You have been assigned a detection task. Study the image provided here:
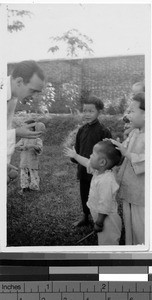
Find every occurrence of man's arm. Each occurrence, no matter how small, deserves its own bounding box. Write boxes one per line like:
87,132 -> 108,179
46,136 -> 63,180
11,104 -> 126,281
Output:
16,123 -> 42,139
7,129 -> 16,164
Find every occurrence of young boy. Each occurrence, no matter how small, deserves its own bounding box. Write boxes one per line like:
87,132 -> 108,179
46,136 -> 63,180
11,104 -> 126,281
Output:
71,95 -> 112,227
64,140 -> 122,245
111,92 -> 145,245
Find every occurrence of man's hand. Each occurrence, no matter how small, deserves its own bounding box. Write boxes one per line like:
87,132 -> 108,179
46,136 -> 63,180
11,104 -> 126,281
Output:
63,146 -> 77,159
7,164 -> 18,184
15,145 -> 25,151
16,123 -> 42,139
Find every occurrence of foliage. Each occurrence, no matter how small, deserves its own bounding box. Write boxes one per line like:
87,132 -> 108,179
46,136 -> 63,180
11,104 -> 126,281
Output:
104,94 -> 128,115
61,82 -> 80,113
118,95 -> 128,114
40,82 -> 56,113
16,82 -> 56,114
7,8 -> 32,32
48,28 -> 94,57
79,89 -> 92,111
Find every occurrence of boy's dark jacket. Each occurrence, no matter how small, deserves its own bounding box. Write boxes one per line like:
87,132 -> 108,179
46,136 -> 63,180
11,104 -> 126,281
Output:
71,119 -> 112,181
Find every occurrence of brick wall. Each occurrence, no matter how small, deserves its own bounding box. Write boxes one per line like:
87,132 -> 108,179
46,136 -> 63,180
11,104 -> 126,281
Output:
8,55 -> 144,112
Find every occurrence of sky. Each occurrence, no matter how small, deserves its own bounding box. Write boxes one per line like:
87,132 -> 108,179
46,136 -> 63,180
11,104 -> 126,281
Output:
6,3 -> 150,62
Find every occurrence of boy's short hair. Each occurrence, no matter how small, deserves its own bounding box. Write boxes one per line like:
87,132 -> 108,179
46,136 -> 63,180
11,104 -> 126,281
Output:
12,60 -> 45,84
132,92 -> 145,111
83,95 -> 104,111
97,140 -> 122,168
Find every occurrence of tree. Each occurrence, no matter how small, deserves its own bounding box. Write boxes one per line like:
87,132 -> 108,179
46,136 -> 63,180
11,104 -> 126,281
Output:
48,28 -> 94,57
61,82 -> 80,114
7,7 -> 32,32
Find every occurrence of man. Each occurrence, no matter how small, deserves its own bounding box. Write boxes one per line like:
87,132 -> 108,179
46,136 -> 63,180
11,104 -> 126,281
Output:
7,60 -> 45,171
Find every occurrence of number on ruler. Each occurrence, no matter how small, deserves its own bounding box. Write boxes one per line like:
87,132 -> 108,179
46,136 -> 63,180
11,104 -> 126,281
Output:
101,284 -> 106,290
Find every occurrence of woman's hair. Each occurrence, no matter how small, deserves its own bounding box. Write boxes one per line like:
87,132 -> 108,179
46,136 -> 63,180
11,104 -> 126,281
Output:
83,95 -> 104,111
97,140 -> 122,168
132,81 -> 145,93
132,92 -> 145,111
12,60 -> 45,84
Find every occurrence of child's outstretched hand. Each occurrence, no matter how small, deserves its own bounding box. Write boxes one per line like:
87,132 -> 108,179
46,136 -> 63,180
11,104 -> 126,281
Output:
63,146 -> 77,159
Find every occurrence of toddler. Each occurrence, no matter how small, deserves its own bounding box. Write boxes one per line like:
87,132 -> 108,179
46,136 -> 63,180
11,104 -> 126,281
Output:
15,120 -> 45,193
64,140 -> 122,245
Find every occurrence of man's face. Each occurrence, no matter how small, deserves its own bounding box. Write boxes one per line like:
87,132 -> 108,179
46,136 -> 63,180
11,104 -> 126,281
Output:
15,73 -> 44,102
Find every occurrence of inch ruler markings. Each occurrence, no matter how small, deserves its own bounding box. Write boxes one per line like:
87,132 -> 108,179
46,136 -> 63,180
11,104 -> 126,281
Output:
0,281 -> 152,300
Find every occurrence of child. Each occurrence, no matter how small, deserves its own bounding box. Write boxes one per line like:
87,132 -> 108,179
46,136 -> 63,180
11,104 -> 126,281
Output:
64,140 -> 122,245
111,92 -> 145,245
15,120 -> 45,193
123,81 -> 145,139
71,95 -> 112,227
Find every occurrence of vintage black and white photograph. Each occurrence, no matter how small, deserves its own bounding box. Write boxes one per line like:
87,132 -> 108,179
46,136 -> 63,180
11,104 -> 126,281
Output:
6,3 -> 150,249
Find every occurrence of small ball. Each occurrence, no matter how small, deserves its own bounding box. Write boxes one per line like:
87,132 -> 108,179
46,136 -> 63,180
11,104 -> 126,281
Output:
9,169 -> 18,180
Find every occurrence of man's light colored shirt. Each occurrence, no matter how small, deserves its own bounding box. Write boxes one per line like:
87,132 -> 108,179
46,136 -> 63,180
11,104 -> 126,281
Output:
7,76 -> 17,163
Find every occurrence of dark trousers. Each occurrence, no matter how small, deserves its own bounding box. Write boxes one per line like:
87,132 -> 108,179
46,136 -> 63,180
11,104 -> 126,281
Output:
80,179 -> 91,216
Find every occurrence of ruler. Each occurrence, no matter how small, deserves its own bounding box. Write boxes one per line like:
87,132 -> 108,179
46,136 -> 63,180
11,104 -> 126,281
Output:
0,281 -> 152,300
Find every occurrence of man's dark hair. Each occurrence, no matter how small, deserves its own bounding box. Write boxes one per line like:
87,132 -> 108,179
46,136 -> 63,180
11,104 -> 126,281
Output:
132,92 -> 145,111
83,95 -> 104,111
12,60 -> 45,84
97,140 -> 122,168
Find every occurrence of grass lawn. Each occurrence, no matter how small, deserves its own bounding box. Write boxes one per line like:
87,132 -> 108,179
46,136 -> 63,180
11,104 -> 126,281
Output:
7,114 -> 125,247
